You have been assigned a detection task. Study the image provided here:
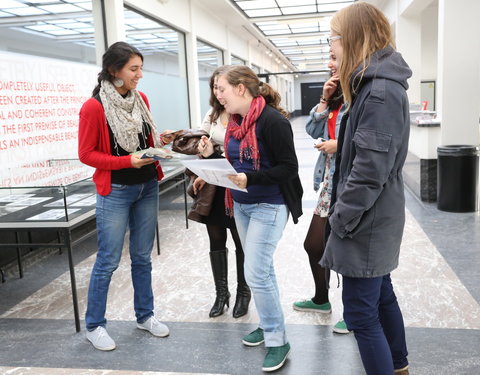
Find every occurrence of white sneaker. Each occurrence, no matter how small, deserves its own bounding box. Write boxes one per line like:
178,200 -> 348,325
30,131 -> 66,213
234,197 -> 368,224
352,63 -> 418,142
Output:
137,316 -> 169,337
86,326 -> 116,351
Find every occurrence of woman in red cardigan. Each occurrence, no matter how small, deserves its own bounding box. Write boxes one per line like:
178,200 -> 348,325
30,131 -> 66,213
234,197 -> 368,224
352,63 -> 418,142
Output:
78,41 -> 168,351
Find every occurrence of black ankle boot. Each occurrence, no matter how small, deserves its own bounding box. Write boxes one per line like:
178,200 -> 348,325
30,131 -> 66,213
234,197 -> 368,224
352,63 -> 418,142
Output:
233,248 -> 251,318
209,249 -> 230,318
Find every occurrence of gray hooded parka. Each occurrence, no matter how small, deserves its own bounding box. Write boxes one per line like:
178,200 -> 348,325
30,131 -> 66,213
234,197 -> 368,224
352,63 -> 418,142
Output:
320,46 -> 412,278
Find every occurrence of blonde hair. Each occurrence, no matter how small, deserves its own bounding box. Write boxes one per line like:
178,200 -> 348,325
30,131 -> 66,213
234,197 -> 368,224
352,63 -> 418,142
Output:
219,65 -> 289,118
331,2 -> 394,106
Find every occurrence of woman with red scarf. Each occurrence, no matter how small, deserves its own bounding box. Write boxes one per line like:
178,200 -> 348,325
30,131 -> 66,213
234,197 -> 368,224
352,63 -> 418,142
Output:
198,65 -> 302,372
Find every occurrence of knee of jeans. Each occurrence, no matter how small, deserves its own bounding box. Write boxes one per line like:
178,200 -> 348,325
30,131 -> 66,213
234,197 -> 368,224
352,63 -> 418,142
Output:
244,268 -> 269,290
344,310 -> 381,332
94,257 -> 120,275
131,259 -> 152,269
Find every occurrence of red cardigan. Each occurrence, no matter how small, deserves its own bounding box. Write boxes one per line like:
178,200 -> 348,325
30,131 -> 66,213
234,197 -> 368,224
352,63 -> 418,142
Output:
78,91 -> 164,195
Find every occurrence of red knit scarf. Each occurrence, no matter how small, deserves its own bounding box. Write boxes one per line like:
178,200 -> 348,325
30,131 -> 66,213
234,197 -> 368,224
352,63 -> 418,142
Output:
224,95 -> 266,216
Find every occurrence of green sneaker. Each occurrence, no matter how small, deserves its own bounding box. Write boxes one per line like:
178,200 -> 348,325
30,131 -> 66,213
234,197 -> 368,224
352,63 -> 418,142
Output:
242,327 -> 264,346
333,319 -> 351,334
262,342 -> 291,372
293,299 -> 331,313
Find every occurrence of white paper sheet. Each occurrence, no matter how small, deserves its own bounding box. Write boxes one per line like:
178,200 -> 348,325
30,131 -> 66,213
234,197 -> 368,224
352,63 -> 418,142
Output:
26,208 -> 80,221
180,158 -> 247,192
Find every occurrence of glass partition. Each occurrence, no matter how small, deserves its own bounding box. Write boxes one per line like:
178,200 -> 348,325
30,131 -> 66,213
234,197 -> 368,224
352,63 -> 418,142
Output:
0,0 -> 96,63
231,55 -> 246,65
125,8 -> 190,132
197,40 -> 223,122
251,63 -> 262,74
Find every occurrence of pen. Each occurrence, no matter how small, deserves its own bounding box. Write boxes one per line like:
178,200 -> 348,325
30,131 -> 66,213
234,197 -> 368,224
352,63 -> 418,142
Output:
208,127 -> 216,141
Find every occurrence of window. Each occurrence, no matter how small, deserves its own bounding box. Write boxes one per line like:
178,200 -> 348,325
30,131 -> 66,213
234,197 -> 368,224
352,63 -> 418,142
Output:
231,55 -> 246,65
125,8 -> 190,133
197,40 -> 223,120
0,0 -> 95,62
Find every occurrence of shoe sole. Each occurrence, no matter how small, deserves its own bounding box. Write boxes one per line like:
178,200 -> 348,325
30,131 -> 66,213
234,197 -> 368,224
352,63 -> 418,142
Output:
242,338 -> 264,347
293,305 -> 331,314
86,338 -> 116,351
262,349 -> 290,372
137,325 -> 170,337
332,327 -> 351,334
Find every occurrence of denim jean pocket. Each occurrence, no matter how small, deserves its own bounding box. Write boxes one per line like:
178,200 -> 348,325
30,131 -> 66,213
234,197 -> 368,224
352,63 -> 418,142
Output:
111,183 -> 127,191
256,203 -> 281,224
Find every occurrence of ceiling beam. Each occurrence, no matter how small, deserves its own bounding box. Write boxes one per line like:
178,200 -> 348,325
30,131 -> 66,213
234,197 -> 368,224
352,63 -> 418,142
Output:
278,44 -> 329,51
265,31 -> 329,39
0,11 -> 91,25
249,11 -> 336,23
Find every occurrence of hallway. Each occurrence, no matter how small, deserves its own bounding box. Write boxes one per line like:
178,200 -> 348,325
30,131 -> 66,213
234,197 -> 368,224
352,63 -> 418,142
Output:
1,116 -> 479,375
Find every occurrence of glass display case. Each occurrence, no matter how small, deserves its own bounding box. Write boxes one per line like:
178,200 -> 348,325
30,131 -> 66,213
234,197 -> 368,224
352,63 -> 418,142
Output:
0,157 -> 188,332
0,159 -> 95,332
0,159 -> 96,226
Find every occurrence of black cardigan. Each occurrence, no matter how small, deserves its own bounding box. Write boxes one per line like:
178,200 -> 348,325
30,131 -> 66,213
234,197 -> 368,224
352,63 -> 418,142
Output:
243,105 -> 303,223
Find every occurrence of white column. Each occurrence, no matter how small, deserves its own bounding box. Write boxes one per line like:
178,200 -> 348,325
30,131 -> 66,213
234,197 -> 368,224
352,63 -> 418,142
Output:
91,0 -> 106,65
185,0 -> 200,129
395,14 -> 422,104
437,0 -> 480,145
104,0 -> 126,45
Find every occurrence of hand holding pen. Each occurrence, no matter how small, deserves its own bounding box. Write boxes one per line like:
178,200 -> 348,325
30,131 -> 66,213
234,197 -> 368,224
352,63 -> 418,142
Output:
197,135 -> 214,158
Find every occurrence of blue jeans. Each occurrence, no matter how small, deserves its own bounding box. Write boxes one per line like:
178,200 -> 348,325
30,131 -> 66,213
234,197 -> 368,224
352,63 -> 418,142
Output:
85,178 -> 158,330
342,274 -> 409,375
234,202 -> 289,347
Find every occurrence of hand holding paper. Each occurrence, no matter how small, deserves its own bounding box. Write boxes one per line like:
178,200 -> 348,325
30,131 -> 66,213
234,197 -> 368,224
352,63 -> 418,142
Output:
180,158 -> 247,192
228,173 -> 247,190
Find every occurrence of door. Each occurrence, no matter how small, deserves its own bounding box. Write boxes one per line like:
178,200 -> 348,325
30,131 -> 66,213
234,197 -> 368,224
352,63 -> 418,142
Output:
301,82 -> 323,115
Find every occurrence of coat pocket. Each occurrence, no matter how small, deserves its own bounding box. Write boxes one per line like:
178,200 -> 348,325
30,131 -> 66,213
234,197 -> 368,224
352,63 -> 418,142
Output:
353,129 -> 391,152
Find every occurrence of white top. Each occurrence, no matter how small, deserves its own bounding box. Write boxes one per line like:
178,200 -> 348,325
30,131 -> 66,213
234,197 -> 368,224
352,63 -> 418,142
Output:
199,108 -> 228,153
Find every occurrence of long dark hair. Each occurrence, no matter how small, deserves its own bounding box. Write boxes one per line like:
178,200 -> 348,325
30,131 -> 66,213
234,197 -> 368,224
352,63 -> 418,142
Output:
209,66 -> 227,123
92,41 -> 144,97
220,65 -> 289,118
329,84 -> 343,110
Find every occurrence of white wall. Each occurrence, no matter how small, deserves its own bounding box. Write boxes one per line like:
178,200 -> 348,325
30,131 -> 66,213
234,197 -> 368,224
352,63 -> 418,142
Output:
421,4 -> 438,80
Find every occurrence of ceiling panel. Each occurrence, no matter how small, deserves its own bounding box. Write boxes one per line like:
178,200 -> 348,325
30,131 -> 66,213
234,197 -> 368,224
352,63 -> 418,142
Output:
230,0 -> 355,72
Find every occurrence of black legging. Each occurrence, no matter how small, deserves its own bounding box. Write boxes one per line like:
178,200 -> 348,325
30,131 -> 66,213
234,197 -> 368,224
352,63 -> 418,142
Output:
206,224 -> 242,252
206,224 -> 246,285
303,215 -> 329,305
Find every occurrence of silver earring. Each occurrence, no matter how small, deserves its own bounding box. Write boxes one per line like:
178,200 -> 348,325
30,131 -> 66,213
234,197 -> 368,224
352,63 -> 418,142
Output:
113,78 -> 124,87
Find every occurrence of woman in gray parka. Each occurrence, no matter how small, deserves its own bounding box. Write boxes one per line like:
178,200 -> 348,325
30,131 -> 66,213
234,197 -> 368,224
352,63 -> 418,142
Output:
321,3 -> 412,375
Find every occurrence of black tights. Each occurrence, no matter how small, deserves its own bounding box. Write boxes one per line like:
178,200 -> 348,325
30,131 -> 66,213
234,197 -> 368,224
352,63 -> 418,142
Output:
206,224 -> 245,284
303,215 -> 329,305
206,224 -> 242,252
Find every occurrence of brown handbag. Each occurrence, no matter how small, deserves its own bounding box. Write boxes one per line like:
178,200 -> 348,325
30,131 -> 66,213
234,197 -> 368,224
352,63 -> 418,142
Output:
186,173 -> 217,223
171,129 -> 209,155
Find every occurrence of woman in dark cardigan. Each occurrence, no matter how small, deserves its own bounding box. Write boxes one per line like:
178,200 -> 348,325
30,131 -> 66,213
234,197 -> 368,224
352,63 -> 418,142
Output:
198,65 -> 303,372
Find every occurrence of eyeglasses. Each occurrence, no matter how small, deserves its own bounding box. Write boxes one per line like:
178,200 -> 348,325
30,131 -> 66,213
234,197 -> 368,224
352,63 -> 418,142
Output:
327,35 -> 342,46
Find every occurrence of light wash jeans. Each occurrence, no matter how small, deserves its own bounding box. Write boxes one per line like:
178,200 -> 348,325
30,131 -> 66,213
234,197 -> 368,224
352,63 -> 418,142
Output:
234,202 -> 289,347
85,178 -> 158,331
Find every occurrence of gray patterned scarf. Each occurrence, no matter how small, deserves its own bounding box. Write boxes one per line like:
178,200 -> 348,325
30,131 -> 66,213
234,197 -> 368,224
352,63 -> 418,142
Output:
99,80 -> 159,153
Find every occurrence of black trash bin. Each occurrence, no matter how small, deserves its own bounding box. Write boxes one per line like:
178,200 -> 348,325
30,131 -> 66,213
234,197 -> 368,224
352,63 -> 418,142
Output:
437,145 -> 479,212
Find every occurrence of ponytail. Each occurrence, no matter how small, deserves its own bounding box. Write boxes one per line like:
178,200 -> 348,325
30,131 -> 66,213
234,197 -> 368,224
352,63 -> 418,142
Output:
92,41 -> 143,97
258,82 -> 289,119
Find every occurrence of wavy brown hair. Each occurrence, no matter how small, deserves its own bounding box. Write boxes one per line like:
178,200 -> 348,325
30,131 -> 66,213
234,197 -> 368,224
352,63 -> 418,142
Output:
219,65 -> 289,118
208,66 -> 227,123
331,2 -> 394,107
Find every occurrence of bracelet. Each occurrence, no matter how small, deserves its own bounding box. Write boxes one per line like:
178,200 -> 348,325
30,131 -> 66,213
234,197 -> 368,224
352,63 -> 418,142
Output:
320,96 -> 328,104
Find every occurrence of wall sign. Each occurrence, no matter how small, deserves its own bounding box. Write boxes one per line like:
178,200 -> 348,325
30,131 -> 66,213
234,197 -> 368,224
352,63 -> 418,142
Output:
0,51 -> 98,187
